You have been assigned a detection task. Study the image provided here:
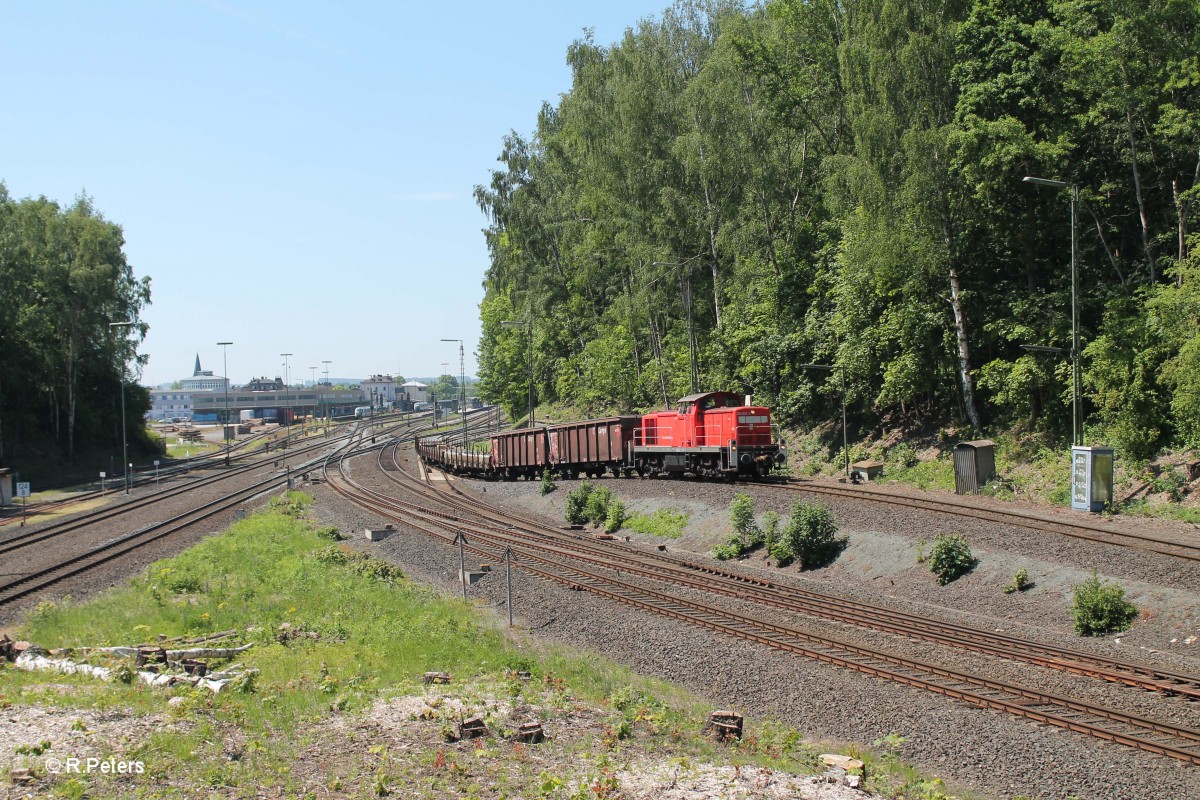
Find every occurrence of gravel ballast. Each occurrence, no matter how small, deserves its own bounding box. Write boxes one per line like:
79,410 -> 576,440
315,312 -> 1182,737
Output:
307,446 -> 1200,800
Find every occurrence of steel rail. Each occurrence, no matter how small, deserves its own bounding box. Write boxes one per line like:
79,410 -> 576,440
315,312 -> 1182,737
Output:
402,447 -> 1200,701
766,479 -> 1200,562
0,418 -> 420,606
324,448 -> 1200,766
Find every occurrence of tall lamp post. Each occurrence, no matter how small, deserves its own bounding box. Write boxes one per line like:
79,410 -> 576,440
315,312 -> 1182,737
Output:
217,341 -> 233,466
800,363 -> 849,478
1023,175 -> 1082,447
652,258 -> 702,393
439,363 -> 450,428
109,321 -> 135,493
500,320 -> 534,427
441,338 -> 468,443
280,353 -> 293,446
321,360 -> 332,421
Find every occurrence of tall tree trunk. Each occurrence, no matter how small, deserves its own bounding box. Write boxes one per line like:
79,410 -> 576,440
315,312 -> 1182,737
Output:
701,176 -> 722,327
948,262 -> 982,432
1124,105 -> 1156,283
942,205 -> 982,431
1175,149 -> 1199,280
66,335 -> 76,458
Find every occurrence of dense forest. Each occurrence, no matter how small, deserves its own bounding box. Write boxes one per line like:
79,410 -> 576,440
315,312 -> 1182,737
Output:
0,185 -> 151,468
474,0 -> 1200,460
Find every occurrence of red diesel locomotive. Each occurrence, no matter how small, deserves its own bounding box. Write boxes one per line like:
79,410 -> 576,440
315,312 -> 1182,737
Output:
417,391 -> 785,480
633,391 -> 782,478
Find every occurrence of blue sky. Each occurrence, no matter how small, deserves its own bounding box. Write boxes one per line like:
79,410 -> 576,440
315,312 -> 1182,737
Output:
1,0 -> 675,387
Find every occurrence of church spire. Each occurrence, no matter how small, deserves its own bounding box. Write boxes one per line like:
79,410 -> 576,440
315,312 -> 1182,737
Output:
194,353 -> 202,376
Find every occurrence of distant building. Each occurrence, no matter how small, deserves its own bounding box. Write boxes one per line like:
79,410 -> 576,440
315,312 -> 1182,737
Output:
360,374 -> 399,406
181,354 -> 229,392
401,380 -> 429,405
245,376 -> 285,392
148,355 -> 226,421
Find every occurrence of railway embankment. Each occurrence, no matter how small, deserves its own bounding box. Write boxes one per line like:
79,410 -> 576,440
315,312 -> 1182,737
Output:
340,450 -> 1199,800
1,494 -> 919,800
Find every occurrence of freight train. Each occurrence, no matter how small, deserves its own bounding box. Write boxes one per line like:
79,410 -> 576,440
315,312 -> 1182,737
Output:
417,391 -> 785,480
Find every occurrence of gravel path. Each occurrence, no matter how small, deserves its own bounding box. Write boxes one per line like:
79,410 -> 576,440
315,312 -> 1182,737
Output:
307,445 -> 1200,800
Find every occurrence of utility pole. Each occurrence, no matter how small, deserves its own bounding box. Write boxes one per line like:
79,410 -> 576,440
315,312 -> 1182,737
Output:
281,353 -> 293,446
218,341 -> 233,466
454,530 -> 468,600
441,339 -> 467,444
109,321 -> 135,493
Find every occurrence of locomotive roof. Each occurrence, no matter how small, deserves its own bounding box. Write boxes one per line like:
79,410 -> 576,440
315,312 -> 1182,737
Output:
677,391 -> 741,403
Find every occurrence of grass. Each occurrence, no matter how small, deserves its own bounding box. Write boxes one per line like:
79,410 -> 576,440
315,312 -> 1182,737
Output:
1114,497 -> 1200,524
163,441 -> 217,459
879,456 -> 955,493
623,507 -> 689,538
1,490 -> 971,800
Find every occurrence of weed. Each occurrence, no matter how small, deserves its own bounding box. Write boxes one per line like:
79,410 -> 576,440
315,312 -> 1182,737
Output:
1071,572 -> 1138,636
1003,568 -> 1031,594
624,508 -> 688,538
540,469 -> 556,496
315,525 -> 346,541
927,535 -> 977,585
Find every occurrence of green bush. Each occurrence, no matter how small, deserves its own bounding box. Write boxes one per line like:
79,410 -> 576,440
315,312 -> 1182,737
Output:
604,500 -> 626,533
1071,572 -> 1138,636
761,511 -> 781,551
713,493 -> 764,560
564,481 -> 593,525
730,493 -> 760,542
927,534 -> 977,585
540,468 -> 556,496
887,442 -> 918,468
712,543 -> 744,561
585,485 -> 613,525
1150,468 -> 1187,503
769,501 -> 843,569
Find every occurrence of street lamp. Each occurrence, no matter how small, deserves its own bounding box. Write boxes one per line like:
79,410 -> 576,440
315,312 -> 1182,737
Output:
1023,175 -> 1082,447
651,259 -> 702,394
800,363 -> 849,478
217,341 -> 233,466
500,320 -> 534,427
321,360 -> 332,422
441,338 -> 468,443
110,321 -> 135,493
280,353 -> 293,446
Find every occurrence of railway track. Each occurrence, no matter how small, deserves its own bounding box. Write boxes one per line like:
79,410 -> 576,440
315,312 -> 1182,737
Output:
420,465 -> 1200,701
319,438 -> 1200,767
0,411 -> 432,557
768,478 -> 1200,562
0,414 -> 435,608
0,431 -> 355,557
0,418 -> 369,529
